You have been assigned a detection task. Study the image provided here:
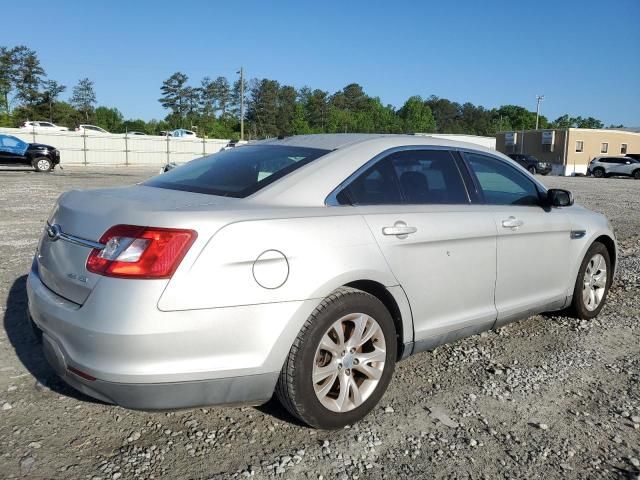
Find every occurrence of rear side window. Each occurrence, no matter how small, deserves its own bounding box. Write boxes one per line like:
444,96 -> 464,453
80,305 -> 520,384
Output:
389,150 -> 467,204
337,156 -> 403,205
145,145 -> 330,197
465,153 -> 541,206
336,149 -> 467,205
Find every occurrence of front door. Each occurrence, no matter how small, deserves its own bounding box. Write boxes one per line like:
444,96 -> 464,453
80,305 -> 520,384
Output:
462,152 -> 571,327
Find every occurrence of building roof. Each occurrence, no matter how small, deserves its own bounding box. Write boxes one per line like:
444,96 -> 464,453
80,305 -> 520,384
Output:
498,128 -> 640,137
607,127 -> 640,133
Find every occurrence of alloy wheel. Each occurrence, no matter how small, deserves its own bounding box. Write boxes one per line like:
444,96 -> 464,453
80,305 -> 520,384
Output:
37,159 -> 51,171
312,313 -> 386,413
582,253 -> 607,311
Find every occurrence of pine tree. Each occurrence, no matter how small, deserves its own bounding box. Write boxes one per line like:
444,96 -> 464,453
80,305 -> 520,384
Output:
70,78 -> 97,122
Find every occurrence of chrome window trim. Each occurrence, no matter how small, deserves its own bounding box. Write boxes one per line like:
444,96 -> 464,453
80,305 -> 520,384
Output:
325,145 -> 547,207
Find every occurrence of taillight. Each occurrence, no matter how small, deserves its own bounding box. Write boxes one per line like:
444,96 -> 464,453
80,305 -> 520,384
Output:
86,225 -> 197,279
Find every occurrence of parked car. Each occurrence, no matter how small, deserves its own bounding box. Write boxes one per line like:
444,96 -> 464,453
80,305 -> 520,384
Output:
506,153 -> 552,175
171,128 -> 198,138
0,134 -> 60,171
160,162 -> 178,173
76,125 -> 110,135
20,121 -> 69,132
27,134 -> 616,429
222,139 -> 249,150
125,131 -> 147,136
588,156 -> 640,179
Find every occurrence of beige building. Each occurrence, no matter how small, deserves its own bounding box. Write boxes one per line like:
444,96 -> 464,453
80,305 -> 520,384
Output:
495,129 -> 640,175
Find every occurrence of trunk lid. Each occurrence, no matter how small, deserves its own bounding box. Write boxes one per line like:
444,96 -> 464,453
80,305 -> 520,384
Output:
37,185 -> 236,304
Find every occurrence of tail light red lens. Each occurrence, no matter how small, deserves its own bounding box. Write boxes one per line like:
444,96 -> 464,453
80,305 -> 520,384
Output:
86,225 -> 197,279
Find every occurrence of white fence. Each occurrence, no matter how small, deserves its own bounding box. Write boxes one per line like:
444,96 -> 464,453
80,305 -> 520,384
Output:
0,127 -> 229,166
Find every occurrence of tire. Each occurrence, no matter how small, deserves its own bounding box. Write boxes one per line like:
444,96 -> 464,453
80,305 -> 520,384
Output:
633,169 -> 640,180
569,242 -> 612,319
33,157 -> 53,172
528,166 -> 536,175
276,287 -> 397,429
593,168 -> 605,178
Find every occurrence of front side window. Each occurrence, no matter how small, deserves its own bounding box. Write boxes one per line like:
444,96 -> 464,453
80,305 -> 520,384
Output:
145,145 -> 329,197
465,153 -> 541,206
575,140 -> 584,152
601,143 -> 608,154
621,143 -> 628,154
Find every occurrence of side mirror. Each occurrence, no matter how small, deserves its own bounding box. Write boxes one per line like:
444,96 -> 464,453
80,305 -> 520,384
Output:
547,188 -> 573,207
626,161 -> 631,165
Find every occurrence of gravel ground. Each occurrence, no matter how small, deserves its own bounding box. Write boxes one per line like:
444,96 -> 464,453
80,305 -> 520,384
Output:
0,166 -> 638,479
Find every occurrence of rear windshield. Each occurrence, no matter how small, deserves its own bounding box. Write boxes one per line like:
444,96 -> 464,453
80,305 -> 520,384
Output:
144,145 -> 330,197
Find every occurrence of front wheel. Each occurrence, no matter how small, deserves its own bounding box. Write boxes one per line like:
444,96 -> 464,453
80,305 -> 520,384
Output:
276,287 -> 396,429
570,242 -> 611,319
593,168 -> 605,178
528,166 -> 536,175
33,157 -> 53,172
633,169 -> 640,180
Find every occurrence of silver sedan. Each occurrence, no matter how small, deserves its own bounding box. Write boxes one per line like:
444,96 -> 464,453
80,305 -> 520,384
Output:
27,134 -> 616,429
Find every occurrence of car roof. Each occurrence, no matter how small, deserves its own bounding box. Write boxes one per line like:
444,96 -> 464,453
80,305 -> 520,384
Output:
255,133 -> 497,153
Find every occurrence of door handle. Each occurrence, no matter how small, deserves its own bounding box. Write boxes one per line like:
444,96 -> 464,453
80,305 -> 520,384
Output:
501,216 -> 524,229
382,221 -> 417,237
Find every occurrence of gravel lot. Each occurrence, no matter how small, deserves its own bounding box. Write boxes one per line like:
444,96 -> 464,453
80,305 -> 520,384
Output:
1,166 -> 638,479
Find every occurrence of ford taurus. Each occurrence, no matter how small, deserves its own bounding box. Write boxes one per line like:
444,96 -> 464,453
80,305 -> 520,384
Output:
27,134 -> 616,429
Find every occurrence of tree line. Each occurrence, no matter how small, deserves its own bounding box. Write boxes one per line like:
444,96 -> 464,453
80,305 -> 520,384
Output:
1,44 -> 617,139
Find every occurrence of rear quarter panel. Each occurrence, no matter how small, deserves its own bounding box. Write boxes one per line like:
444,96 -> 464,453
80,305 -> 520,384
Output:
158,215 -> 400,311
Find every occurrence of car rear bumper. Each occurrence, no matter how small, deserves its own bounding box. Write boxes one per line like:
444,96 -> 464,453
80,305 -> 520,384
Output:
26,266 -> 319,409
36,324 -> 276,409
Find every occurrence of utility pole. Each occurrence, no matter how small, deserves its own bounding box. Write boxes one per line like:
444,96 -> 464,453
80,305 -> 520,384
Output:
535,95 -> 545,130
237,67 -> 245,141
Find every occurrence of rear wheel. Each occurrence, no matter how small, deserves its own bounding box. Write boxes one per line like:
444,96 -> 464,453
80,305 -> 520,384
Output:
33,157 -> 52,172
570,242 -> 611,319
593,168 -> 605,178
276,287 -> 396,429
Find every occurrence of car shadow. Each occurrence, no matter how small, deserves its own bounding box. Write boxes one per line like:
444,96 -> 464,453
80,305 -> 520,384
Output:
3,274 -> 103,404
256,397 -> 306,427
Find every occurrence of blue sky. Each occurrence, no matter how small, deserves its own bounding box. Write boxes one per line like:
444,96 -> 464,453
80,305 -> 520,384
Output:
3,0 -> 639,126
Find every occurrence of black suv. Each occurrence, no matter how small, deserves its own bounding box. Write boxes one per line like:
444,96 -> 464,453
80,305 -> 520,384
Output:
0,134 -> 60,172
507,154 -> 552,175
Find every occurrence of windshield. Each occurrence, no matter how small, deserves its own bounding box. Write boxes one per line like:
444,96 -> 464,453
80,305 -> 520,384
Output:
144,145 -> 330,197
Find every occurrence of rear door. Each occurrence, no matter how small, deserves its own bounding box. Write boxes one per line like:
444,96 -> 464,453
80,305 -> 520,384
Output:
335,148 -> 498,349
462,152 -> 571,326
